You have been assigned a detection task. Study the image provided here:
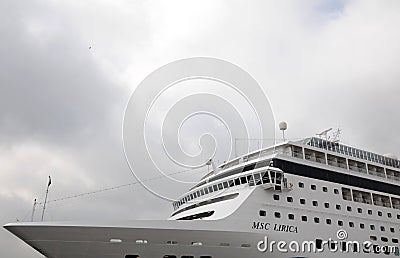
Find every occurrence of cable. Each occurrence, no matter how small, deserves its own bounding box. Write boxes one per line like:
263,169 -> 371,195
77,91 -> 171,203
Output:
36,167 -> 206,205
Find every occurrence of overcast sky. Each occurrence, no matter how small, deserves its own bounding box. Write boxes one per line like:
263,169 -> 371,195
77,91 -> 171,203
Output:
1,0 -> 400,257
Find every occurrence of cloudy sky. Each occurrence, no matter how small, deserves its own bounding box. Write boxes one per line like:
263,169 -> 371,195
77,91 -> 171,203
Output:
1,0 -> 400,257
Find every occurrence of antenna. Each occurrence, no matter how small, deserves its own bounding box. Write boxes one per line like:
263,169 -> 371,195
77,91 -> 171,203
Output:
31,198 -> 37,222
279,122 -> 288,141
331,128 -> 342,143
41,176 -> 52,222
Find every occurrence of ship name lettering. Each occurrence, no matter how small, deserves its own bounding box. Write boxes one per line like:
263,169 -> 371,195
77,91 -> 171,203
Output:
273,223 -> 298,233
252,221 -> 271,230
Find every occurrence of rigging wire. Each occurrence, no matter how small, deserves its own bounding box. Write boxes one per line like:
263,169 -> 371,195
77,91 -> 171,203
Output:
35,167 -> 206,205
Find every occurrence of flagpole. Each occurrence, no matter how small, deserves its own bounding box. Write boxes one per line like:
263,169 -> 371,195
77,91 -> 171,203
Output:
41,176 -> 52,222
31,198 -> 37,222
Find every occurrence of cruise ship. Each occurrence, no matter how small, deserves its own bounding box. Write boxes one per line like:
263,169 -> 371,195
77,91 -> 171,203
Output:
4,136 -> 400,257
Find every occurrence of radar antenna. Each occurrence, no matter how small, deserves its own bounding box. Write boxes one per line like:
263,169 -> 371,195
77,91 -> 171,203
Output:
331,128 -> 342,143
279,122 -> 288,141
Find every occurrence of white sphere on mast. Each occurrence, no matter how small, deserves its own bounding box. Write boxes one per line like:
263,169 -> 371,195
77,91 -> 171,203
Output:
279,121 -> 288,141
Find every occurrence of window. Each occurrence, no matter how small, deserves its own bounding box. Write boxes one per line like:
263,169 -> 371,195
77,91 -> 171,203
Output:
275,212 -> 281,218
360,223 -> 365,229
381,237 -> 388,242
314,217 -> 320,223
311,184 -> 316,190
349,222 -> 354,227
370,236 -> 377,241
288,214 -> 295,220
368,210 -> 372,215
397,214 -> 400,219
390,227 -> 395,233
347,206 -> 352,212
388,213 -> 392,218
338,220 -> 343,226
299,182 -> 304,188
357,208 -> 362,213
300,198 -> 306,205
334,189 -> 339,194
380,226 -> 385,232
259,210 -> 267,217
273,194 -> 279,201
223,182 -> 228,189
324,202 -> 330,208
336,204 -> 341,210
393,238 -> 399,244
312,201 -> 318,207
378,211 -> 382,217
301,215 -> 308,222
323,186 -> 328,192
326,218 -> 332,225
370,225 -> 375,230
287,196 -> 293,202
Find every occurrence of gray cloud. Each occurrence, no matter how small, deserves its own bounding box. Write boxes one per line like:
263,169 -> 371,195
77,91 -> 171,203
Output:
1,0 -> 400,257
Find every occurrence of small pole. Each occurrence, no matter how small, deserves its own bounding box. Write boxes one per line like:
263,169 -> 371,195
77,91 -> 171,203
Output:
31,198 -> 37,222
41,176 -> 52,222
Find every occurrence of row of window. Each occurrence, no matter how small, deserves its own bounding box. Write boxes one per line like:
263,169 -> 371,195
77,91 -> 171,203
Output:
342,187 -> 400,210
173,170 -> 282,210
307,137 -> 400,169
272,193 -> 400,220
259,210 -> 399,243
